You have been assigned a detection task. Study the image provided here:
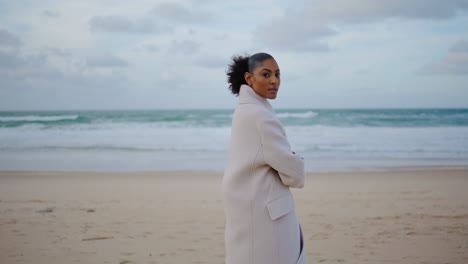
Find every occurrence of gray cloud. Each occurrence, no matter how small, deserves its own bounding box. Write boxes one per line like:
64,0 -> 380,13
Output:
133,42 -> 160,53
0,50 -> 46,69
254,18 -> 334,52
297,0 -> 468,23
256,0 -> 468,52
152,2 -> 213,24
0,49 -> 63,95
355,68 -> 370,75
88,3 -> 213,35
89,15 -> 169,34
167,40 -> 200,54
86,54 -> 129,68
0,49 -> 74,91
43,47 -> 71,57
0,46 -> 130,110
310,67 -> 332,75
450,39 -> 468,52
133,42 -> 161,53
0,29 -> 22,47
0,50 -> 25,69
1,67 -> 129,110
194,55 -> 228,68
420,39 -> 468,75
141,43 -> 160,53
43,9 -> 60,18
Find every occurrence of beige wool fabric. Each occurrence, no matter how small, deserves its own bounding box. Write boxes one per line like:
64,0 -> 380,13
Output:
222,84 -> 307,264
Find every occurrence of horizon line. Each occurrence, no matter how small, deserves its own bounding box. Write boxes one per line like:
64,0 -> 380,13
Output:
1,107 -> 468,112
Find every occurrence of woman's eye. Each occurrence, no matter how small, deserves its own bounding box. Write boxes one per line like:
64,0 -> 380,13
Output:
276,74 -> 280,78
263,73 -> 270,78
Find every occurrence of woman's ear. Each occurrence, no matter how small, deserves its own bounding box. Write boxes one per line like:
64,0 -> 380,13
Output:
244,72 -> 252,86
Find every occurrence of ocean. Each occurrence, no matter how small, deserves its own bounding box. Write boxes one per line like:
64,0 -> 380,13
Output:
1,109 -> 467,171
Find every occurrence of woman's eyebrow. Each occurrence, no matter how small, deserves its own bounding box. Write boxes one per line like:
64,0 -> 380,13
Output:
261,68 -> 280,72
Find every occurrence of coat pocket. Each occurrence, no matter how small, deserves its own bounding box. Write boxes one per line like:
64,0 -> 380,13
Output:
266,194 -> 295,221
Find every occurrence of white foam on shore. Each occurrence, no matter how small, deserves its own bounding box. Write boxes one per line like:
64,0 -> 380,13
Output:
277,111 -> 318,119
0,115 -> 79,122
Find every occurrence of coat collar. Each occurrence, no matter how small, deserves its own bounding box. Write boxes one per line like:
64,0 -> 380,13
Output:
238,84 -> 273,111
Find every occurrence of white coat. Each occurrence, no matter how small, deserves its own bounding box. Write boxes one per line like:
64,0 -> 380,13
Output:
222,84 -> 307,264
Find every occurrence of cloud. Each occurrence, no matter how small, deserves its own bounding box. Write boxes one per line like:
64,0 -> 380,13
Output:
88,3 -> 213,36
0,28 -> 22,47
297,0 -> 468,23
0,50 -> 46,69
420,39 -> 468,75
254,18 -> 334,52
152,2 -> 213,24
86,54 -> 129,68
2,0 -> 468,109
355,68 -> 370,75
0,47 -> 70,86
42,47 -> 71,57
0,50 -> 26,68
1,65 -> 129,110
135,42 -> 160,53
255,0 -> 468,52
0,45 -> 131,110
310,67 -> 332,75
194,55 -> 228,68
43,10 -> 60,18
0,49 -> 65,92
450,39 -> 468,52
167,40 -> 200,54
157,69 -> 188,87
89,15 -> 169,34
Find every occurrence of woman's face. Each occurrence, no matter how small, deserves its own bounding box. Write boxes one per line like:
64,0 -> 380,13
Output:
244,58 -> 281,99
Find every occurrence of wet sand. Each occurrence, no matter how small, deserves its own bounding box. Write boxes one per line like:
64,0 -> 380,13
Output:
1,167 -> 467,264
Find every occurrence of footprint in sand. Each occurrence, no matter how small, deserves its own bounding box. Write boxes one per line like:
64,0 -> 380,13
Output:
119,261 -> 135,264
309,232 -> 329,240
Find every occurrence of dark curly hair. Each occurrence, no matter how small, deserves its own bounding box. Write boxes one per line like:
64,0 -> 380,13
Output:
226,52 -> 274,95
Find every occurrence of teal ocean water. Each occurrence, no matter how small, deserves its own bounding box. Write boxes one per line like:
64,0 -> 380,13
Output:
1,109 -> 467,171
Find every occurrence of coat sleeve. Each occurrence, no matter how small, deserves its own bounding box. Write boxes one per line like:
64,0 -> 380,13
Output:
258,117 -> 305,188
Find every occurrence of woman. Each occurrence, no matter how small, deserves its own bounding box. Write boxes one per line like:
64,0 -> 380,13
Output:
222,52 -> 308,264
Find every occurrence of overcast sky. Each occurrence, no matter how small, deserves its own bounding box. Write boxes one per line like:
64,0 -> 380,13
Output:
1,0 -> 468,110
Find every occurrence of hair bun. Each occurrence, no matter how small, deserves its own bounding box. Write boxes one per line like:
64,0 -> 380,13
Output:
226,55 -> 249,96
226,52 -> 274,96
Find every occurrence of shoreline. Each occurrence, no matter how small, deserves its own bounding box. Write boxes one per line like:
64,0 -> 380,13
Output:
1,164 -> 468,174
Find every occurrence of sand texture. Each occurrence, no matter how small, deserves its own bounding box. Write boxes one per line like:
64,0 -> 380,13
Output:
1,167 -> 467,264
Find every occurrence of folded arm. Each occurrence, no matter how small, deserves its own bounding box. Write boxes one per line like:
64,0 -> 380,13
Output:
259,118 -> 305,188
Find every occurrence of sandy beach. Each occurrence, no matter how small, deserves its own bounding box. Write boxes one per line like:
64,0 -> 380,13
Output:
1,167 -> 467,264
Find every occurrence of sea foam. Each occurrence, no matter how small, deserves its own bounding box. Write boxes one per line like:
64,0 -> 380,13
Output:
277,111 -> 317,119
1,109 -> 467,171
0,115 -> 79,122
